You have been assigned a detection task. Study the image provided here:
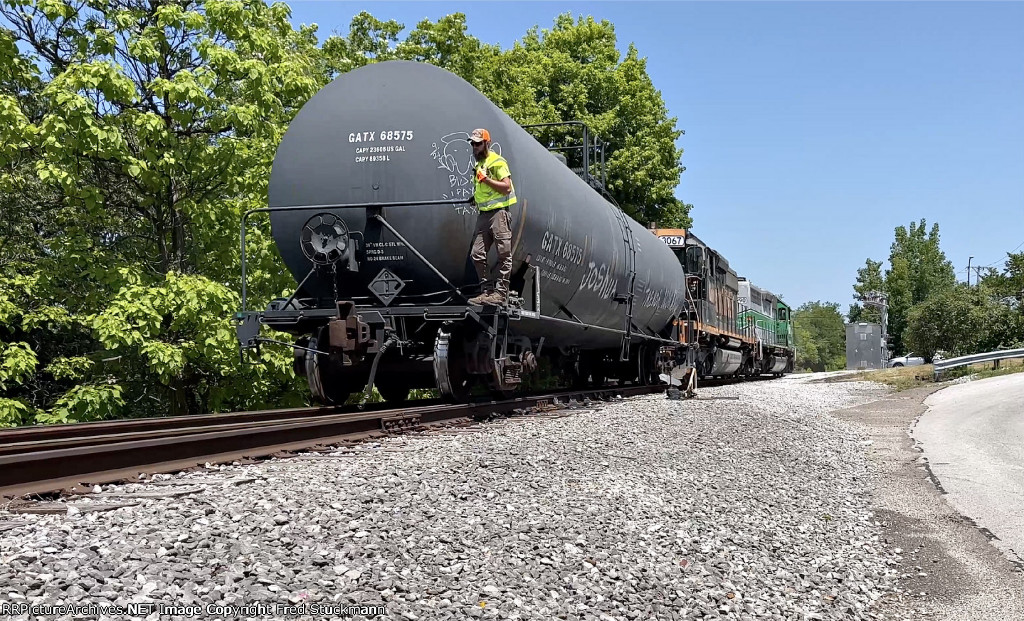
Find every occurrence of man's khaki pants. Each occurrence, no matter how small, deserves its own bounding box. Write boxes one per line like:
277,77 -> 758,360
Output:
470,208 -> 513,297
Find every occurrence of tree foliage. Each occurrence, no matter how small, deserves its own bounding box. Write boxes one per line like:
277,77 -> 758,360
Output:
0,0 -> 319,423
1,4 -> 689,426
793,301 -> 846,372
849,219 -> 955,354
976,251 -> 1024,349
479,15 -> 690,227
979,251 -> 1024,308
884,219 -> 955,353
905,284 -> 1018,360
851,224 -> 1022,362
847,258 -> 884,324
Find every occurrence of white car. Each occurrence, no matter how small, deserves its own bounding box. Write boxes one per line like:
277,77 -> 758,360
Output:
889,353 -> 925,368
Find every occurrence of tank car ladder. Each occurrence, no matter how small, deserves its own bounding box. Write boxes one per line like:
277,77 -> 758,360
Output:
610,206 -> 638,362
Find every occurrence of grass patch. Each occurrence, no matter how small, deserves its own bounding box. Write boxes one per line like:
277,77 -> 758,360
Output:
856,364 -> 937,391
836,357 -> 1024,391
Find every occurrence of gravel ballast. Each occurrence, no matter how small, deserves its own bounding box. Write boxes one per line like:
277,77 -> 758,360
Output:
0,376 -> 899,620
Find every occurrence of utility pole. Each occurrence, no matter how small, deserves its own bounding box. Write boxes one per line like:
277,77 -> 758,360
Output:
967,256 -> 973,287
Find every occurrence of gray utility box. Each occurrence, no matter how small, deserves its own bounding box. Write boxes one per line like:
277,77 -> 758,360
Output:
846,323 -> 884,370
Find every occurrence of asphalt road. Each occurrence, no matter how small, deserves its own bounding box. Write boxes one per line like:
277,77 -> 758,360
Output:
914,373 -> 1024,565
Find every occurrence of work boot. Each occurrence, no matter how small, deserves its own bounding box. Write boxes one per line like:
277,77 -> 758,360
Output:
468,290 -> 493,305
475,291 -> 506,307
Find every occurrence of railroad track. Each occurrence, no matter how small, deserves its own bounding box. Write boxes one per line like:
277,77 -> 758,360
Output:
0,384 -> 664,499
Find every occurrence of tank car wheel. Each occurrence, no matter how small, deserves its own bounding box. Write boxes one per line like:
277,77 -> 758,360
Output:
305,329 -> 354,405
434,326 -> 474,402
293,336 -> 310,377
637,343 -> 658,386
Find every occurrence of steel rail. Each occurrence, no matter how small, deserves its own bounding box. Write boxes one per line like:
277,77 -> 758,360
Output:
0,402 -> 415,445
0,385 -> 664,499
0,404 -> 455,457
0,401 -> 445,455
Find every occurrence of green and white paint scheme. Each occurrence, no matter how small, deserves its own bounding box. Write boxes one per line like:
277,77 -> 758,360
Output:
737,278 -> 794,350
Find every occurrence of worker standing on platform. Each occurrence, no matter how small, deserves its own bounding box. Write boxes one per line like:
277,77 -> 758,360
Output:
467,128 -> 518,306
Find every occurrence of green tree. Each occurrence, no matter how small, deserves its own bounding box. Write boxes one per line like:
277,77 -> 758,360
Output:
793,301 -> 846,372
321,11 -> 405,77
979,251 -> 1024,305
849,220 -> 955,354
905,284 -> 1016,359
0,0 -> 321,423
848,258 -> 884,324
977,251 -> 1024,349
883,219 -> 955,354
396,13 -> 487,83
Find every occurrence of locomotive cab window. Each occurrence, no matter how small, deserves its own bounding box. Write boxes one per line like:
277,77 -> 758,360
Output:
685,246 -> 704,274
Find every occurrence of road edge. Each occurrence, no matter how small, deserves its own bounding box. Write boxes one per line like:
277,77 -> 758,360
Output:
831,383 -> 1024,621
909,385 -> 1024,572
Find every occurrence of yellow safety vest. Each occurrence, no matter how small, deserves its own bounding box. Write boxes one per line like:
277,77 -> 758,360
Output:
474,151 -> 517,212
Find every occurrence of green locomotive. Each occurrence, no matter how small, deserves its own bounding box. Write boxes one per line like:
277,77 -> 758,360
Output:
737,278 -> 795,375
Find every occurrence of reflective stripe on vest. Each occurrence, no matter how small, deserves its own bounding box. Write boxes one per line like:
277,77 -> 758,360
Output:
476,189 -> 518,210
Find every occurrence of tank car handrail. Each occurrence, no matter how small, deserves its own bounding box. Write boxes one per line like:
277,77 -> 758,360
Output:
522,121 -> 611,193
239,199 -> 466,312
522,120 -> 592,131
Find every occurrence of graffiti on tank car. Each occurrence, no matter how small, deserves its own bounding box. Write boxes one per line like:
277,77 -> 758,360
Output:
579,261 -> 617,300
538,268 -> 571,285
636,278 -> 686,311
641,285 -> 663,309
430,132 -> 501,214
641,286 -> 674,309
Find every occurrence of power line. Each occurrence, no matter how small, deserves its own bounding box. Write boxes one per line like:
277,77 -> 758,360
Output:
977,240 -> 1024,269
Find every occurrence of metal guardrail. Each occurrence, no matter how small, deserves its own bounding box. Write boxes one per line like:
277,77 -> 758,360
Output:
933,348 -> 1024,380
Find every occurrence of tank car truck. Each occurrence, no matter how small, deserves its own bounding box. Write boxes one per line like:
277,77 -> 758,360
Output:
234,61 -> 694,404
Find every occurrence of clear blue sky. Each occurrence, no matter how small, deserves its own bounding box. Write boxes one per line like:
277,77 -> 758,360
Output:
287,1 -> 1024,313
